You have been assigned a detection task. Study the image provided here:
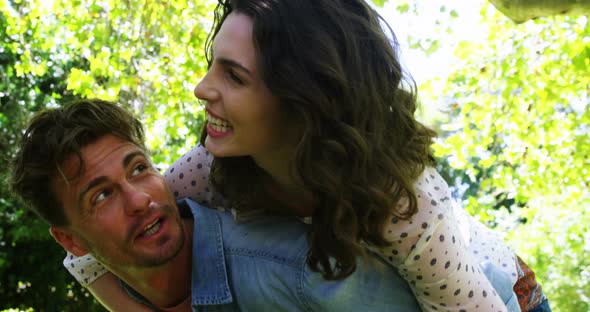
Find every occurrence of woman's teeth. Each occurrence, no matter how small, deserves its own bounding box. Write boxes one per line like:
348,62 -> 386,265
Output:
208,114 -> 233,132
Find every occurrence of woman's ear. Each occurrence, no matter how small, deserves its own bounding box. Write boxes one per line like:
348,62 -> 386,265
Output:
50,226 -> 90,257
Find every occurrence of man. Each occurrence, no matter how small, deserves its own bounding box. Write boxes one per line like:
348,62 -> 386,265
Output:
10,99 -> 423,311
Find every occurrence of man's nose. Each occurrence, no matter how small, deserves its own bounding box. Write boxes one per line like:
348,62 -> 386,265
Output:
121,183 -> 152,216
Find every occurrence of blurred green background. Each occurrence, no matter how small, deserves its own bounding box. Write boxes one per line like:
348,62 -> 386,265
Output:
0,0 -> 588,311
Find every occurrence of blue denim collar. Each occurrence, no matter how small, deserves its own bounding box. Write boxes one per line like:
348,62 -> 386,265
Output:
120,199 -> 233,310
181,198 -> 233,306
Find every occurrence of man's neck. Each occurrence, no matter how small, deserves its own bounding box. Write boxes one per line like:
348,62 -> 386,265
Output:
115,219 -> 194,308
160,294 -> 193,312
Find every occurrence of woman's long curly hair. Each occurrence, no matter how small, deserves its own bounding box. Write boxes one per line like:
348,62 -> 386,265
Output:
201,0 -> 437,280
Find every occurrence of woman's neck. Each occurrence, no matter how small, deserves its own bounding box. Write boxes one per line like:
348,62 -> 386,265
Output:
253,153 -> 315,217
264,176 -> 316,217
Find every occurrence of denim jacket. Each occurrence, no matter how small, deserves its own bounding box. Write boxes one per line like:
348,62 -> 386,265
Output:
125,199 -> 516,311
187,199 -> 420,311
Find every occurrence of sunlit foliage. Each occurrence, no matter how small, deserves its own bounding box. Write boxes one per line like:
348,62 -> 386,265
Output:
430,5 -> 589,311
0,0 -> 587,310
1,0 -> 214,309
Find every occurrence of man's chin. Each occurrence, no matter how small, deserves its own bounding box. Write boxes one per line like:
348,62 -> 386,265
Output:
96,227 -> 185,269
137,220 -> 186,268
140,234 -> 185,267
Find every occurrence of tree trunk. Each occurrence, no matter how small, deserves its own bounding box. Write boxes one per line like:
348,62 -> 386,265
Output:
489,0 -> 590,23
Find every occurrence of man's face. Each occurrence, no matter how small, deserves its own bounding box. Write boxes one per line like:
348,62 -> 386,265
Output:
51,135 -> 185,269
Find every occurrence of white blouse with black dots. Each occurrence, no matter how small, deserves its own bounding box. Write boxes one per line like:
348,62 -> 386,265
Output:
371,167 -> 516,312
164,144 -> 517,312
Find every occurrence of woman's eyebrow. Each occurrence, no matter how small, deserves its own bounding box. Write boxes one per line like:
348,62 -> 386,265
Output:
217,57 -> 253,77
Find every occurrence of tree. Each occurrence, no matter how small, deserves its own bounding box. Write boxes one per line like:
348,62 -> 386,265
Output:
371,0 -> 590,23
429,4 -> 589,311
489,0 -> 590,23
1,0 -> 587,310
0,0 -> 214,309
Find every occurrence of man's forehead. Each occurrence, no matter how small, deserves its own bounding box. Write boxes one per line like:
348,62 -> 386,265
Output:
50,134 -> 150,223
57,135 -> 147,182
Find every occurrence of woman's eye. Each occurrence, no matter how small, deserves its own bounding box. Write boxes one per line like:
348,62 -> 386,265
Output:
227,70 -> 244,84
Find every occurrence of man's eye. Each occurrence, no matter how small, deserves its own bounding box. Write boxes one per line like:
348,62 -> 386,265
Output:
132,164 -> 148,176
93,190 -> 111,204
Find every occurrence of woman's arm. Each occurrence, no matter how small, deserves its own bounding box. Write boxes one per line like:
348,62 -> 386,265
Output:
164,143 -> 220,204
369,168 -> 510,312
63,251 -> 151,311
87,273 -> 153,312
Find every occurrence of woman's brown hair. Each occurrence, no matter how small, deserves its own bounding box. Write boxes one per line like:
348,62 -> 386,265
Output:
202,0 -> 437,279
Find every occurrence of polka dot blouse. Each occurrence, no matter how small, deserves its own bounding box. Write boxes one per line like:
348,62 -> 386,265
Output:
165,144 -> 518,312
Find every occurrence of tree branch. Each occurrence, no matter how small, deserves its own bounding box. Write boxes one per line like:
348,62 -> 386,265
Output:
489,0 -> 590,23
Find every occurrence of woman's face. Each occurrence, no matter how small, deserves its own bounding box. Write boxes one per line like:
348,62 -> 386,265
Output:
194,12 -> 298,166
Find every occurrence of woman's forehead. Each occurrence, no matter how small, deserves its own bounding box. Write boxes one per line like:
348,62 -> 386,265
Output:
212,13 -> 257,71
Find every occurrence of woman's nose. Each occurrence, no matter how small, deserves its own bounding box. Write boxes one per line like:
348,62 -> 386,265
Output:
194,71 -> 218,103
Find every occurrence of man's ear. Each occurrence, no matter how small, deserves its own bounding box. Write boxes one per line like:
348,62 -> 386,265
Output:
50,226 -> 90,257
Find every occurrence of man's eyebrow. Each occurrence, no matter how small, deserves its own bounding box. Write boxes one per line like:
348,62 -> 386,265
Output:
217,57 -> 253,76
78,176 -> 108,206
122,151 -> 146,169
77,151 -> 147,205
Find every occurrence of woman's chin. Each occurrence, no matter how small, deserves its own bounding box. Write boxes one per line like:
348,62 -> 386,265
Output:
204,137 -> 233,158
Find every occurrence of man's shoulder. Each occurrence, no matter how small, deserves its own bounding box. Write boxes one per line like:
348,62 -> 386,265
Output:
217,213 -> 310,266
180,197 -> 309,263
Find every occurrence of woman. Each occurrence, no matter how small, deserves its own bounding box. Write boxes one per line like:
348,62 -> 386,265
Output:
70,0 -> 549,311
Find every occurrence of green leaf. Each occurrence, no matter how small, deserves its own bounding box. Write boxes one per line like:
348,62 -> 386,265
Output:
397,3 -> 410,13
371,0 -> 388,7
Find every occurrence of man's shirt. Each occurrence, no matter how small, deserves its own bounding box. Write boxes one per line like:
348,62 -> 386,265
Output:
124,198 -> 420,311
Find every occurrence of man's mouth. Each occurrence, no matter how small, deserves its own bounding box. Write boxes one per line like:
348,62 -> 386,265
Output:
140,218 -> 162,237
